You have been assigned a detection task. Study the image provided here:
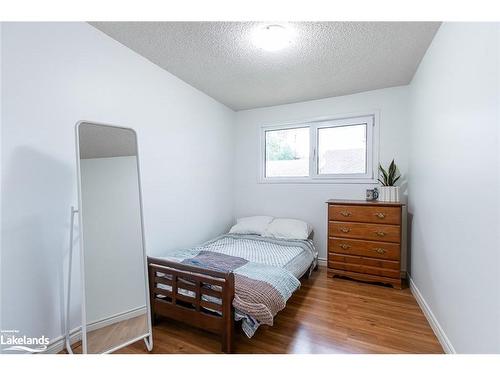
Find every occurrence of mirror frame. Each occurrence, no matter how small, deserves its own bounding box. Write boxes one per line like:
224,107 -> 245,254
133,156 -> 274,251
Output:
74,120 -> 153,354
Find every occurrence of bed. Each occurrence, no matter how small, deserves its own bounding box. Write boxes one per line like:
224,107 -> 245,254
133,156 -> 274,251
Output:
147,233 -> 318,353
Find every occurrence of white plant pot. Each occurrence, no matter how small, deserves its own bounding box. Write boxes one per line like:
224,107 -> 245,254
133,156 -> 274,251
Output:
378,186 -> 400,202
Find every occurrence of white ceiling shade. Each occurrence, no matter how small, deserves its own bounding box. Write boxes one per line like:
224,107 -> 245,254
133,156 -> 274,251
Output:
251,24 -> 294,52
90,22 -> 441,111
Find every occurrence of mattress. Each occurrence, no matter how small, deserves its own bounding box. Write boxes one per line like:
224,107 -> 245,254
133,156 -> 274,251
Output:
199,234 -> 318,278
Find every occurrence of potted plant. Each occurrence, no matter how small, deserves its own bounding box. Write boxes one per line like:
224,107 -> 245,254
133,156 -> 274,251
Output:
378,159 -> 401,202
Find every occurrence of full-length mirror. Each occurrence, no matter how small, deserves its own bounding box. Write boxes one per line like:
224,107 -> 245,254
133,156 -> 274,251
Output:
76,122 -> 152,354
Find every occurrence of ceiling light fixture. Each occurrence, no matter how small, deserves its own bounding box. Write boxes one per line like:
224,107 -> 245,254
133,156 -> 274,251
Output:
251,24 -> 293,52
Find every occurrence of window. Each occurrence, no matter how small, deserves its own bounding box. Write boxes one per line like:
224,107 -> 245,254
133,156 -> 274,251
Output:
261,115 -> 376,183
265,127 -> 309,178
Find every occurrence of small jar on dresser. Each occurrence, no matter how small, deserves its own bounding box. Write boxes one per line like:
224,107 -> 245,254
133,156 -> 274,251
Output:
326,199 -> 405,289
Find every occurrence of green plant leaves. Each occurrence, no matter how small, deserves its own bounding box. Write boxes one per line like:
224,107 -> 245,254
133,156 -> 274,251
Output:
379,164 -> 389,186
379,159 -> 401,186
389,159 -> 396,177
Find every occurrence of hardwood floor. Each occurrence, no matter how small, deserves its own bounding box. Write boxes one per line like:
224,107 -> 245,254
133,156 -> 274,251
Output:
116,266 -> 443,354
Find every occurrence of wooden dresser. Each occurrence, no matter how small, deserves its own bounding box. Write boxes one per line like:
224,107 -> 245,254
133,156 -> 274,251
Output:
327,199 -> 405,289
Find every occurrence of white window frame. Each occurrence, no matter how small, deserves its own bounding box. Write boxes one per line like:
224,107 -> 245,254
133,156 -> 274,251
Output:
259,112 -> 379,184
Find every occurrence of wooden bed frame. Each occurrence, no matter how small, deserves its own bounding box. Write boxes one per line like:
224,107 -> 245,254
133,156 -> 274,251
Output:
147,257 -> 235,353
147,233 -> 316,354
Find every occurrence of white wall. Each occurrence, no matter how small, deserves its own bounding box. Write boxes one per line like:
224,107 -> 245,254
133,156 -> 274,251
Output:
2,21 -> 499,355
408,23 -> 500,353
0,23 -> 3,351
80,156 -> 146,324
233,86 -> 410,260
0,22 -> 234,347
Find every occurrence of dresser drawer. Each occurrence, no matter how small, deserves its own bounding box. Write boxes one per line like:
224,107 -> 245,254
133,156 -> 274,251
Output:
328,221 -> 401,243
329,204 -> 401,225
329,253 -> 399,270
328,237 -> 400,260
329,260 -> 401,279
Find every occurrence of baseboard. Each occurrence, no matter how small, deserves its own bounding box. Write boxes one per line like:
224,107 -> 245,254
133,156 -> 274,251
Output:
317,257 -> 327,266
45,327 -> 82,354
45,306 -> 147,354
409,276 -> 456,354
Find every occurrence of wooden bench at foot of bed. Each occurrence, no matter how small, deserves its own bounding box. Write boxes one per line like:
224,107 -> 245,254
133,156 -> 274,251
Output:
147,257 -> 235,353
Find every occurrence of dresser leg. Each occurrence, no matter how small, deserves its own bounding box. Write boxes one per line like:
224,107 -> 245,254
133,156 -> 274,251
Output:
392,280 -> 402,289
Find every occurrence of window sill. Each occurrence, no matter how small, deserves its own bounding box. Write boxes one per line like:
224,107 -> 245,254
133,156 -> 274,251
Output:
258,178 -> 379,185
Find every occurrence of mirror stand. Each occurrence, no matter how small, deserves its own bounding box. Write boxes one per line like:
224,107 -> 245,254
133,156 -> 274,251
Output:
65,205 -> 154,354
144,335 -> 153,352
65,206 -> 79,354
65,121 -> 154,354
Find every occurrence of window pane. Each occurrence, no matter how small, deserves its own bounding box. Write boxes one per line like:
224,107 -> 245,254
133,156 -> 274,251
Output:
318,124 -> 367,175
265,127 -> 309,177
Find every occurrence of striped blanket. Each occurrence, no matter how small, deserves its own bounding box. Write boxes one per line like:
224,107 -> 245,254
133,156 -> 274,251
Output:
156,234 -> 317,337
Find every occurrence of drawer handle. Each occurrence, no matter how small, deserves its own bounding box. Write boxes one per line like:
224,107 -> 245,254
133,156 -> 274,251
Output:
374,248 -> 387,254
375,231 -> 386,237
374,212 -> 386,219
339,227 -> 351,233
340,210 -> 352,217
339,243 -> 351,250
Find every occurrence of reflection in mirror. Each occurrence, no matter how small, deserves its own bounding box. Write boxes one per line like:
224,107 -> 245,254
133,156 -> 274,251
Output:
78,123 -> 150,353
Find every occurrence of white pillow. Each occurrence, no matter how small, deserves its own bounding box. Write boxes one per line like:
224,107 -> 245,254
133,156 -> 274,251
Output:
229,216 -> 274,235
263,218 -> 312,240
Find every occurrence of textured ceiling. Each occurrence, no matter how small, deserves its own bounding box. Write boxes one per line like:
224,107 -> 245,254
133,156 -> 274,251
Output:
90,22 -> 440,111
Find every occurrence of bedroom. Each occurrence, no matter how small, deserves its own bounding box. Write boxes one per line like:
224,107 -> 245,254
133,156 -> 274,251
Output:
0,0 -> 499,373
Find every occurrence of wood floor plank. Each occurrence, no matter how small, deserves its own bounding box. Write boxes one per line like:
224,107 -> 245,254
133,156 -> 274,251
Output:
62,266 -> 442,354
116,266 -> 443,354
